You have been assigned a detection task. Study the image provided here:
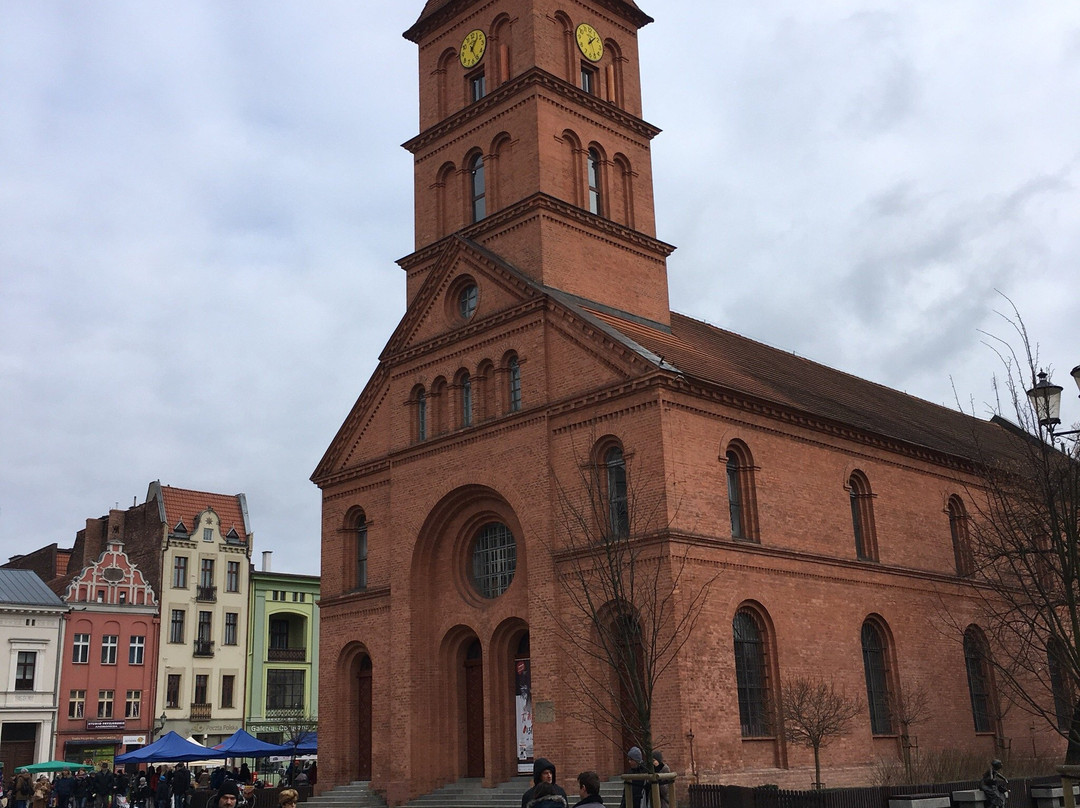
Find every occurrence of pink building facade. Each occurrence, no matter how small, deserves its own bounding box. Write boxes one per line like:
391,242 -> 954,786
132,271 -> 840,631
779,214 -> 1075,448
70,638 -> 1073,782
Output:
57,539 -> 160,764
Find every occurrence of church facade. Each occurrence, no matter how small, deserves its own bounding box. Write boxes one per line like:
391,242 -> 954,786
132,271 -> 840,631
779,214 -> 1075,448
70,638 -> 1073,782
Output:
313,1 -> 1062,803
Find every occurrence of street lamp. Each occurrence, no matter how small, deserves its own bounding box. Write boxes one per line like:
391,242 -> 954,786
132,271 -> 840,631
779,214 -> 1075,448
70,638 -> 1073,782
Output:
151,712 -> 167,744
1026,366 -> 1080,441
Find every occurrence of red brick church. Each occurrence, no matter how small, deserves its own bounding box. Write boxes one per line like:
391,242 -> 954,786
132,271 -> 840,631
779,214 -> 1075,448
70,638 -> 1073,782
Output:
312,0 -> 1062,802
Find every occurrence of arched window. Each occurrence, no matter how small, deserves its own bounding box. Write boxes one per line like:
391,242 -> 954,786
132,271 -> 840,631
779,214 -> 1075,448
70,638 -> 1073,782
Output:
605,446 -> 628,538
508,355 -> 522,412
416,387 -> 427,442
849,471 -> 877,560
861,620 -> 893,735
964,626 -> 997,733
477,359 -> 495,421
355,513 -> 368,591
733,608 -> 772,737
948,496 -> 972,576
460,372 -> 473,428
725,442 -> 758,542
587,148 -> 603,215
469,153 -> 486,222
430,376 -> 448,435
471,522 -> 517,598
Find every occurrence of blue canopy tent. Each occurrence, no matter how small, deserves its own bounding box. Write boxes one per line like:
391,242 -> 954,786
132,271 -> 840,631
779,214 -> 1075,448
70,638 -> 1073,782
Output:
114,732 -> 229,764
213,729 -> 290,757
294,732 -> 316,754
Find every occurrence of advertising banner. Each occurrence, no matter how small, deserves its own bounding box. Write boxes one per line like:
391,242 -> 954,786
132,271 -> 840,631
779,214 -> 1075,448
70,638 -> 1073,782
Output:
515,659 -> 533,773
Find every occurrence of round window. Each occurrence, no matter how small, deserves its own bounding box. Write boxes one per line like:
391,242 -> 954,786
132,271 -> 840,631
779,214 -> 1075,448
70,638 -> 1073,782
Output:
459,284 -> 478,320
471,522 -> 516,598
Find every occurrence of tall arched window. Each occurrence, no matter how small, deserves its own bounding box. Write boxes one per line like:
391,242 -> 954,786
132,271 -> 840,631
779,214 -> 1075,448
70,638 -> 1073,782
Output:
587,148 -> 603,215
849,471 -> 877,560
605,446 -> 628,538
355,513 -> 368,590
861,620 -> 893,735
733,608 -> 771,737
508,355 -> 522,412
461,372 -> 473,428
948,496 -> 972,576
469,153 -> 486,222
964,626 -> 996,733
416,388 -> 427,442
725,442 -> 758,542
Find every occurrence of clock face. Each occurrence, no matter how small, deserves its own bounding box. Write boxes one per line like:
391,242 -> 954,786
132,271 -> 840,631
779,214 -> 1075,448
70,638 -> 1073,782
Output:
576,23 -> 603,63
460,29 -> 487,68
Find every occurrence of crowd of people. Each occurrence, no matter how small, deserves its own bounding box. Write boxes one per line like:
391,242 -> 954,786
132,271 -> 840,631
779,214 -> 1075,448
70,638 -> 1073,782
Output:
2,761 -> 316,808
521,747 -> 672,808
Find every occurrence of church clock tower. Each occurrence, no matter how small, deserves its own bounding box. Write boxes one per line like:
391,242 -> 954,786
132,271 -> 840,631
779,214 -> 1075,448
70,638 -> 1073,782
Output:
401,0 -> 673,325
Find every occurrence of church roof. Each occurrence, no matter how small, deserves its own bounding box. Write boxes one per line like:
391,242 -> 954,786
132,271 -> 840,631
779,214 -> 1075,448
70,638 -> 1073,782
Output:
583,305 -> 1013,465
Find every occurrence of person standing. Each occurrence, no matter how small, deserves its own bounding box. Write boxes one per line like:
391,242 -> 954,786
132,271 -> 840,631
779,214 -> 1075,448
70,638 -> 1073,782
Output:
169,764 -> 190,808
54,770 -> 75,808
651,752 -> 671,808
14,772 -> 33,808
521,759 -> 567,808
573,772 -> 604,808
618,748 -> 647,808
31,776 -> 51,808
73,770 -> 91,808
93,763 -> 114,808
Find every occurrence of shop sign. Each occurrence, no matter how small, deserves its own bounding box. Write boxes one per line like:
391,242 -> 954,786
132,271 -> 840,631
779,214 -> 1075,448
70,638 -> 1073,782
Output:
86,720 -> 126,731
122,735 -> 147,745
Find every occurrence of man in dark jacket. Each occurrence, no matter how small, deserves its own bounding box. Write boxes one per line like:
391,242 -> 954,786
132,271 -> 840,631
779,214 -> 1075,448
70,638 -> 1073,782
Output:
53,771 -> 75,808
618,747 -> 646,808
573,771 -> 604,808
170,764 -> 190,808
521,758 -> 567,808
93,763 -> 115,808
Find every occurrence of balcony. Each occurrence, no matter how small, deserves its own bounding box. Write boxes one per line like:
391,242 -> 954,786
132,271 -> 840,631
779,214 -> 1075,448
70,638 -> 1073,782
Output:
196,585 -> 217,602
268,647 -> 307,663
193,639 -> 215,658
190,703 -> 212,721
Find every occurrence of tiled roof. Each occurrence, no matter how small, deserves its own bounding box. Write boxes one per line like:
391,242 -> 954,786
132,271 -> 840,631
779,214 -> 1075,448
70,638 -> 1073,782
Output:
585,307 -> 1011,463
158,486 -> 250,541
0,569 -> 66,607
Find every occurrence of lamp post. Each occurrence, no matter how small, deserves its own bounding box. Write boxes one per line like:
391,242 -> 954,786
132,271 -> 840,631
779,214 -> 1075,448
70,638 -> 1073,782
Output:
1026,366 -> 1080,446
150,712 -> 167,744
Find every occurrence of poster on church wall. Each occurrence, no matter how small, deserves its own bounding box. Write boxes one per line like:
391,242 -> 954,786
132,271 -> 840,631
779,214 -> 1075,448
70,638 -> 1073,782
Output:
516,658 -> 533,773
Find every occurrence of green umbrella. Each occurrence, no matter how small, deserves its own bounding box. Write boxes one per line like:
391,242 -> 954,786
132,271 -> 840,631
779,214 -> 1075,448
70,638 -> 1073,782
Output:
15,761 -> 95,774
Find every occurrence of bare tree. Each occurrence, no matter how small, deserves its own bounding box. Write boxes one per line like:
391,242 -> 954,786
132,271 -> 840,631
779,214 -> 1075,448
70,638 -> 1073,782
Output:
956,302 -> 1080,763
546,440 -> 716,772
780,676 -> 862,789
889,680 -> 931,780
267,709 -> 318,781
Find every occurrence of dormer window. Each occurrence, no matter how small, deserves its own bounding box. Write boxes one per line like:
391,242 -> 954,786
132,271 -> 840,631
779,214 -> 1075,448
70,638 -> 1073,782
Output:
173,521 -> 188,536
203,528 -> 213,542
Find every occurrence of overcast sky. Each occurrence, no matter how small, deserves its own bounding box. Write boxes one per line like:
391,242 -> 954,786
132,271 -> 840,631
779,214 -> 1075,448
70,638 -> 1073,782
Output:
3,1 -> 1079,578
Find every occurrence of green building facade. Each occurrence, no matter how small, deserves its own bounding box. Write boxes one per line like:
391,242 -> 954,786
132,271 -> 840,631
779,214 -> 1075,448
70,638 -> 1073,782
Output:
246,555 -> 320,746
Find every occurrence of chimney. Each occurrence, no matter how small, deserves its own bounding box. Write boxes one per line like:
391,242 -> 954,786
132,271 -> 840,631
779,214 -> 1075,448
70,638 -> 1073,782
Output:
262,551 -> 272,572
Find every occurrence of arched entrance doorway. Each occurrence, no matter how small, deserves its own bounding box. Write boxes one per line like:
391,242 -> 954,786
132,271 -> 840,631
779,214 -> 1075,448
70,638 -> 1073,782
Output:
465,639 -> 485,777
356,654 -> 373,779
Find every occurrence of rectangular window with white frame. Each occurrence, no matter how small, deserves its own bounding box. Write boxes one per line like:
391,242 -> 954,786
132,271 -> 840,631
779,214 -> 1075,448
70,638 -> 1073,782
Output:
97,689 -> 114,718
101,635 -> 118,665
129,635 -> 145,665
73,633 -> 90,664
125,689 -> 142,718
69,689 -> 86,719
15,651 -> 35,691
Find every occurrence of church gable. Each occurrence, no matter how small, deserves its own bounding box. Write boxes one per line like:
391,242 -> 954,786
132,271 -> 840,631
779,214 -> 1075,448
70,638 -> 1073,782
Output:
384,237 -> 542,361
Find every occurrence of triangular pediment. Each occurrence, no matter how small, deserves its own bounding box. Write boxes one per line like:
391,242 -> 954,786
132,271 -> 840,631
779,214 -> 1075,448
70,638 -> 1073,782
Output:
314,239 -> 668,486
382,236 -> 542,361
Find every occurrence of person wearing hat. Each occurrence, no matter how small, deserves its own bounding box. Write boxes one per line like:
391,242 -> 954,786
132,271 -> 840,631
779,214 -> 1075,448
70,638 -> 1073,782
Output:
30,776 -> 51,808
521,759 -> 567,808
209,780 -> 242,808
618,747 -> 647,808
